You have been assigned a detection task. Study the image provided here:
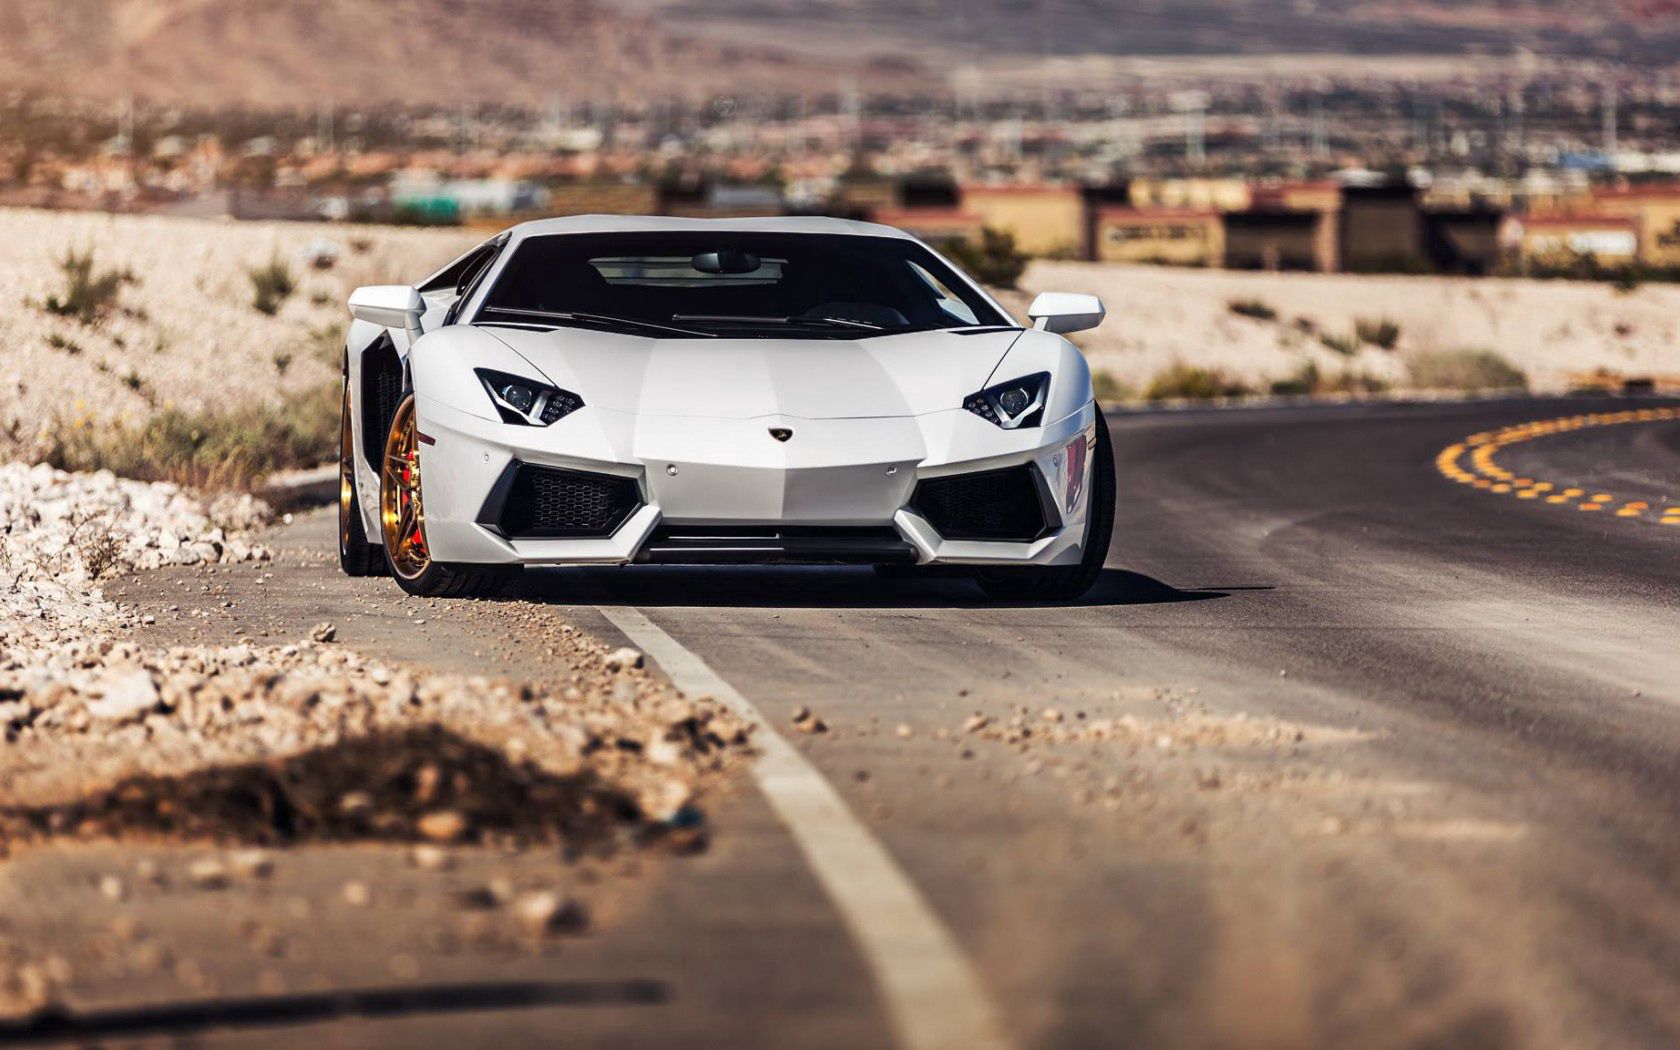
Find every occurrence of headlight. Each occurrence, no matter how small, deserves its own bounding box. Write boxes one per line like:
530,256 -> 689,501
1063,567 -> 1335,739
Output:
475,368 -> 584,427
963,372 -> 1050,430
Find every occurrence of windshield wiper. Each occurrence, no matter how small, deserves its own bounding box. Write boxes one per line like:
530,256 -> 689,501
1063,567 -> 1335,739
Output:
672,314 -> 887,332
480,307 -> 716,338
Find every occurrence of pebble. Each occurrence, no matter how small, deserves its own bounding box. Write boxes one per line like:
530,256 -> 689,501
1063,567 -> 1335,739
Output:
418,810 -> 469,843
228,849 -> 275,879
187,859 -> 229,890
409,845 -> 453,872
98,875 -> 126,902
512,891 -> 587,937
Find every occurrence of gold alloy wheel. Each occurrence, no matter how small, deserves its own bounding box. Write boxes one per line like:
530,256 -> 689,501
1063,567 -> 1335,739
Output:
338,382 -> 356,554
379,395 -> 431,580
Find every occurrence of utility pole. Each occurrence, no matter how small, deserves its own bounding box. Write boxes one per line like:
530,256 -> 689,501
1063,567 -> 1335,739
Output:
1602,81 -> 1619,157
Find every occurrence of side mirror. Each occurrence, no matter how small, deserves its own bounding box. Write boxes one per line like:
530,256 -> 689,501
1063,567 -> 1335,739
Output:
1027,292 -> 1105,335
349,285 -> 426,334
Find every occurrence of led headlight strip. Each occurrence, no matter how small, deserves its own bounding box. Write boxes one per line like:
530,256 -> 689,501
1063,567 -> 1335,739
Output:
474,368 -> 584,427
964,372 -> 1050,430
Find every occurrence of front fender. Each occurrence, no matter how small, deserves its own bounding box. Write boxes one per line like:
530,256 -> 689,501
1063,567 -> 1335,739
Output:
982,328 -> 1093,426
408,326 -> 557,422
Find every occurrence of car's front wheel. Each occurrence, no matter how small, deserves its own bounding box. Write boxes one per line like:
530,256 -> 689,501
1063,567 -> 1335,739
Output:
974,408 -> 1116,603
379,393 -> 512,598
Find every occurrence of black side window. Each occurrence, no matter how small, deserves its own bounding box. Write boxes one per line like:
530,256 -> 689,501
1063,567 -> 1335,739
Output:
444,237 -> 506,325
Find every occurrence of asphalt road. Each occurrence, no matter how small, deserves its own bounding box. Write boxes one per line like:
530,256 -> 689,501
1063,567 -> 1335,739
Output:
98,395 -> 1680,1049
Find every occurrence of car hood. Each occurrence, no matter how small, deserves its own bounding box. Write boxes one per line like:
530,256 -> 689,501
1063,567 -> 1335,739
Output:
478,325 -> 1023,420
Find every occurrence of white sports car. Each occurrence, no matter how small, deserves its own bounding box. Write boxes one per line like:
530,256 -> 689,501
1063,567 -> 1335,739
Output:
337,216 -> 1114,600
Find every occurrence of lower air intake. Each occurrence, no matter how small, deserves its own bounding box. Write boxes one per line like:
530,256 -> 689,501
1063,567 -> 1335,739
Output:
911,465 -> 1052,542
486,464 -> 641,538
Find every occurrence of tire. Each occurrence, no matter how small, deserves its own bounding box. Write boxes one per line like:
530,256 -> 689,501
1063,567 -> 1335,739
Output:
378,392 -> 512,598
338,379 -> 384,577
975,408 -> 1116,603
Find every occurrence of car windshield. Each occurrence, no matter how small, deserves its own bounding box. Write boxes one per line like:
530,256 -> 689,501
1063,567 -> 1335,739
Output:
473,232 -> 1013,338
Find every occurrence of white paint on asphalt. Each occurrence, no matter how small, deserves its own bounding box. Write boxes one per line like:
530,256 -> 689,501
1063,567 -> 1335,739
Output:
597,605 -> 1016,1050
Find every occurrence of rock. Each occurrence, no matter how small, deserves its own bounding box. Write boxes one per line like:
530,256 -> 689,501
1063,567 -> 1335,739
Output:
337,791 -> 374,817
512,891 -> 588,937
228,849 -> 275,879
99,875 -> 126,902
791,707 -> 828,734
409,845 -> 453,872
85,668 -> 160,723
895,723 -> 914,739
961,714 -> 989,735
187,859 -> 229,890
603,647 -> 643,671
310,623 -> 337,643
417,810 -> 469,843
342,881 -> 372,907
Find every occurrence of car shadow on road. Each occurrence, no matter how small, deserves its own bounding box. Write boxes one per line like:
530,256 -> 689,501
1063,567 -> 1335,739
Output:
0,980 -> 667,1044
513,566 -> 1231,611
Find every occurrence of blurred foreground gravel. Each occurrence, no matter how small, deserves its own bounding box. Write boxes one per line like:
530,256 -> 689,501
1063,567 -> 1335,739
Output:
0,464 -> 753,1019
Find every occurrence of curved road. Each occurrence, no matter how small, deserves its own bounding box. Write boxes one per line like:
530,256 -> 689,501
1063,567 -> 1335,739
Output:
105,395 -> 1680,1049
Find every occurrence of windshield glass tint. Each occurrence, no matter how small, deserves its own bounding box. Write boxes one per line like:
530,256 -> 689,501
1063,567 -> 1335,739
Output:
475,233 -> 1010,336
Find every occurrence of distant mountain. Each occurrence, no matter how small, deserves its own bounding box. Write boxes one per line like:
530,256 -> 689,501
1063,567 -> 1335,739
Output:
0,0 -> 929,107
625,0 -> 1680,66
3,0 -> 1675,110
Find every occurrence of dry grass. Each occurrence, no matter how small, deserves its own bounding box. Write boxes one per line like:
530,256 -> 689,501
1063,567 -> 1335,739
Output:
1405,349 -> 1528,392
41,382 -> 341,491
1023,260 -> 1680,395
0,208 -> 476,469
1144,364 -> 1250,401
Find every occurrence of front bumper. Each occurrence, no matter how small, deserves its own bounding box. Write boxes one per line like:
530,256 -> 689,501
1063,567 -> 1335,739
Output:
387,395 -> 1100,568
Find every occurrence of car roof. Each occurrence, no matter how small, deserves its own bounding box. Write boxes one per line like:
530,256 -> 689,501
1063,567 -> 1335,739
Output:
501,214 -> 920,243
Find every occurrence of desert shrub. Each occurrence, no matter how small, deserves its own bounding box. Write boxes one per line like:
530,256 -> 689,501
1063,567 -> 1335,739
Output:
1144,364 -> 1249,401
69,512 -> 124,581
1319,330 -> 1360,356
1091,370 -> 1132,402
943,227 -> 1029,289
40,247 -> 135,325
1227,298 -> 1278,322
1269,362 -> 1390,397
42,382 -> 340,492
1405,349 -> 1527,392
248,255 -> 297,316
1354,317 -> 1401,350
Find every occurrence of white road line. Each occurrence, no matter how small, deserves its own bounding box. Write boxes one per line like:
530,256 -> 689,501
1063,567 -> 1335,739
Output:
596,605 -> 1015,1050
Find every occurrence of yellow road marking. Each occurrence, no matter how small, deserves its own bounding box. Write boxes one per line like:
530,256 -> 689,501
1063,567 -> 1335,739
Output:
1434,406 -> 1680,531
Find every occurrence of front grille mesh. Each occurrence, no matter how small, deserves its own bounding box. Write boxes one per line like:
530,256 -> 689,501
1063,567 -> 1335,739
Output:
499,466 -> 640,538
912,465 -> 1048,541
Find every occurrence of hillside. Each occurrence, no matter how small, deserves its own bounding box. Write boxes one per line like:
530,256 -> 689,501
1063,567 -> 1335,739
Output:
0,0 -> 928,107
626,0 -> 1680,66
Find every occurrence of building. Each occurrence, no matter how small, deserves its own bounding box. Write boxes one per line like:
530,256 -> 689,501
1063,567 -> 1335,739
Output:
1089,206 -> 1223,266
1424,208 -> 1505,275
959,184 -> 1085,257
1127,177 -> 1251,213
1223,209 -> 1338,272
869,207 -> 983,245
1511,214 -> 1640,270
1587,186 -> 1680,268
1340,184 -> 1427,272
